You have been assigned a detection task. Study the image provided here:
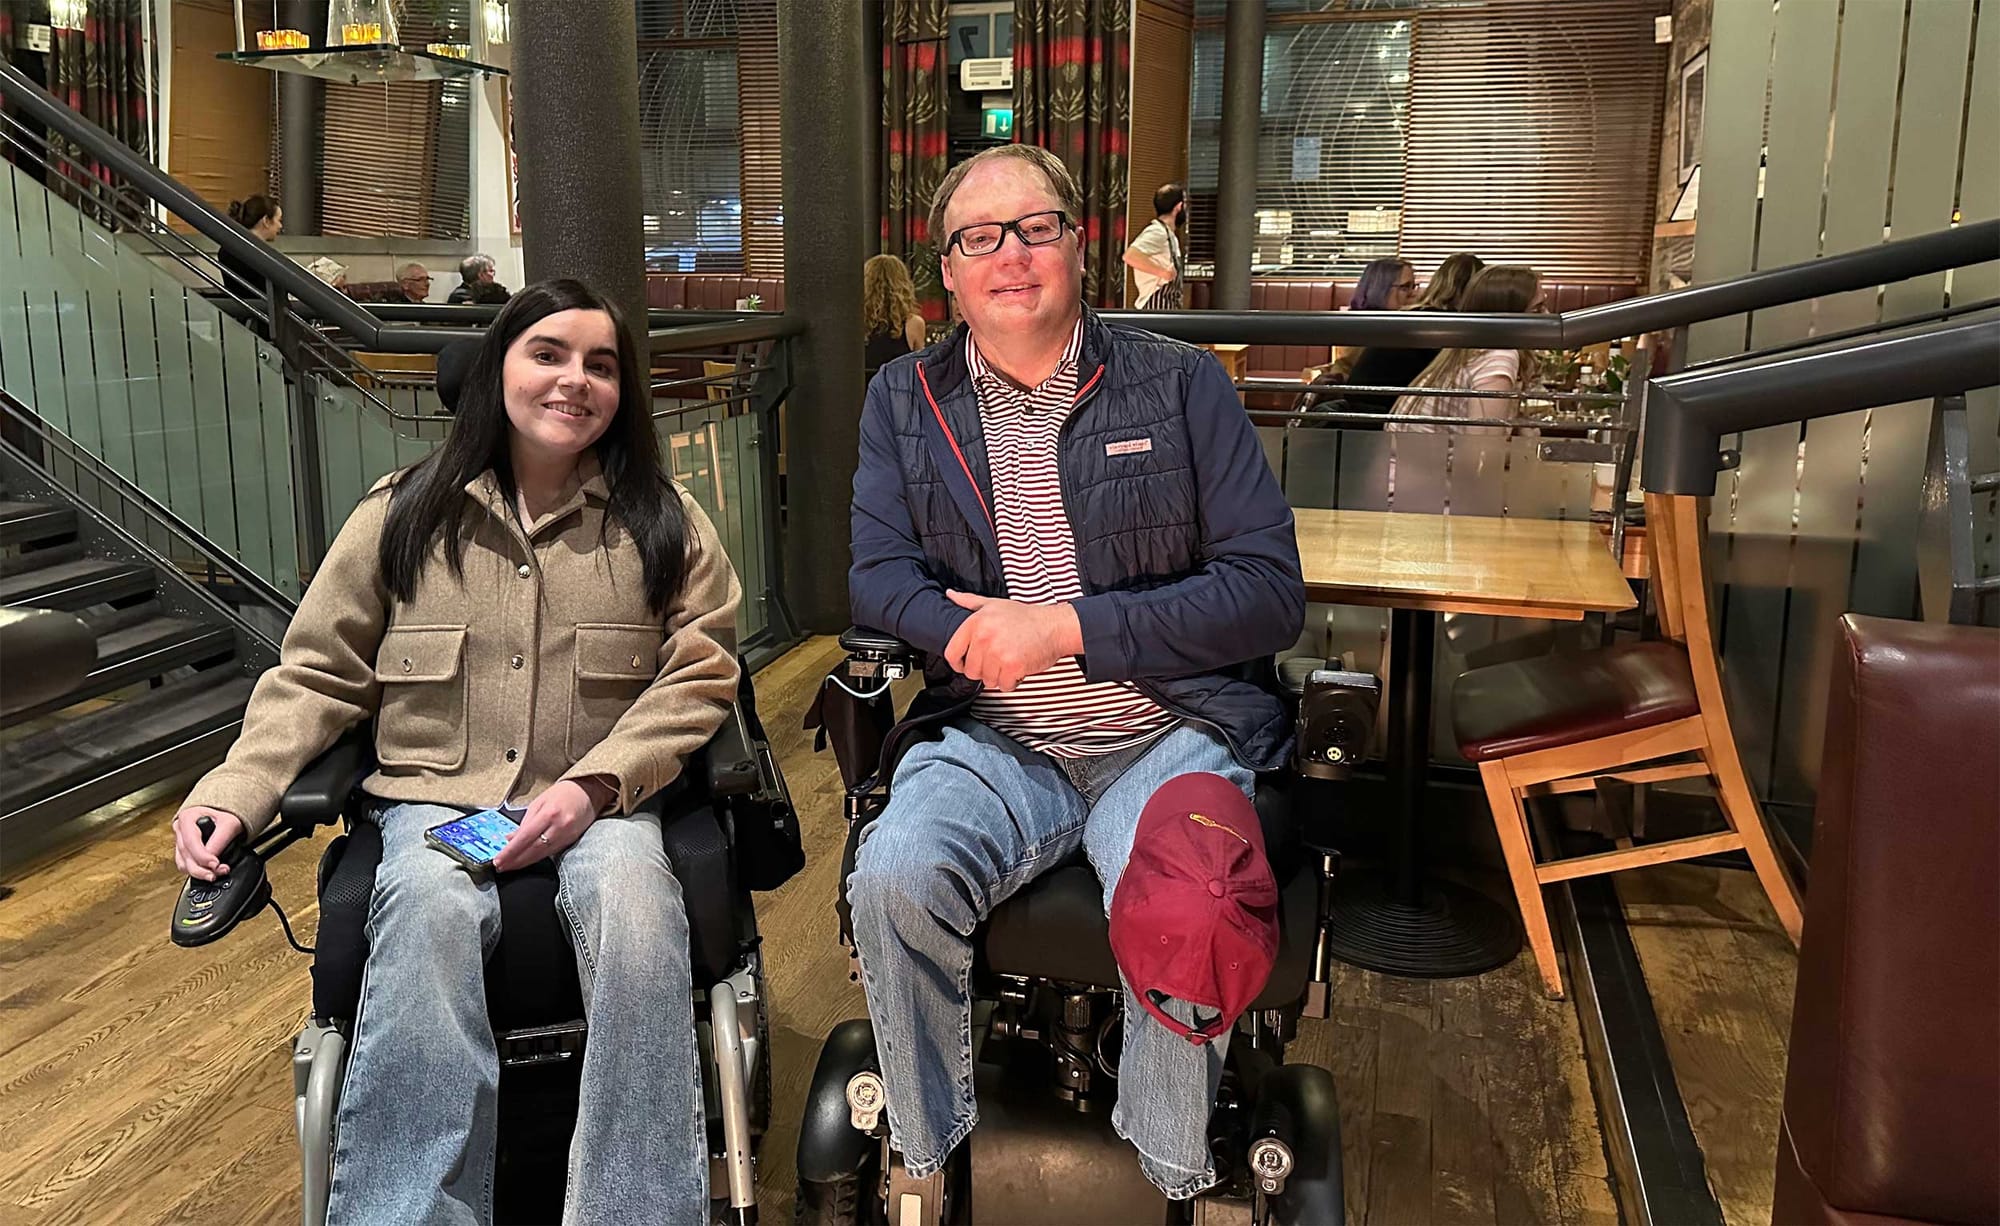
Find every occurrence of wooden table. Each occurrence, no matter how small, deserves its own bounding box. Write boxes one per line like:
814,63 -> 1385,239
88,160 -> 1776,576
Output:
1295,508 -> 1637,619
1292,508 -> 1635,978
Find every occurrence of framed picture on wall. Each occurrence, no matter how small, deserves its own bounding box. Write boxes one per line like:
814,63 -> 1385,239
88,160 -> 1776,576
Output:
1679,49 -> 1707,185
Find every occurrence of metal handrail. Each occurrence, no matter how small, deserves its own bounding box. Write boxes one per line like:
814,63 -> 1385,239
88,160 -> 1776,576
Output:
1237,377 -> 1629,405
650,315 -> 806,354
1644,307 -> 2000,494
1112,220 -> 1998,351
0,393 -> 297,628
1,108 -> 437,430
0,63 -> 463,355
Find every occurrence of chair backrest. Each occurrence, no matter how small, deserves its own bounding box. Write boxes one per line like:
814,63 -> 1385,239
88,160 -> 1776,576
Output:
1642,491 -> 1703,648
703,359 -> 738,409
1776,613 -> 2000,1224
1642,493 -> 1759,775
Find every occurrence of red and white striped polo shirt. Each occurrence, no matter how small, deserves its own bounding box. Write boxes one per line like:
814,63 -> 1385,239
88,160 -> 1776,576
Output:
965,320 -> 1176,758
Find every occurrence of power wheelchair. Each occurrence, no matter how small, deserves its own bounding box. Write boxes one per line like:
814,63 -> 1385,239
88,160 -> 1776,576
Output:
171,667 -> 796,1226
795,628 -> 1376,1225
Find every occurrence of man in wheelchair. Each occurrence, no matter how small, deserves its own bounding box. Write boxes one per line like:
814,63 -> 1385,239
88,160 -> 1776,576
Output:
167,282 -> 790,1224
811,145 -> 1324,1221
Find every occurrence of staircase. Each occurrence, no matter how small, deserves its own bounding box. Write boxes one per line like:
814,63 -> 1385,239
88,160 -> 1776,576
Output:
0,427 -> 276,859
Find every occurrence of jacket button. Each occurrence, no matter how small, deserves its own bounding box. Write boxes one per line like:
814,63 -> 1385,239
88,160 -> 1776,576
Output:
511,654 -> 525,670
517,563 -> 532,578
505,748 -> 518,762
401,659 -> 412,673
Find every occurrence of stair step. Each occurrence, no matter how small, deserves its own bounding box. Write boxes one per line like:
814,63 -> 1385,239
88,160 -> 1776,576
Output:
78,599 -> 164,636
0,540 -> 84,579
0,500 -> 76,547
1,616 -> 237,729
0,672 -> 255,817
0,558 -> 153,611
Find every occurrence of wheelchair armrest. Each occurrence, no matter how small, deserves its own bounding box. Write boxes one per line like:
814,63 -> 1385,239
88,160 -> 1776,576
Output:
706,700 -> 762,797
277,726 -> 376,834
838,625 -> 918,675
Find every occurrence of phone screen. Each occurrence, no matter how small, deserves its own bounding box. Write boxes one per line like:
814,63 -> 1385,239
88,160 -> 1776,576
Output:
427,808 -> 520,867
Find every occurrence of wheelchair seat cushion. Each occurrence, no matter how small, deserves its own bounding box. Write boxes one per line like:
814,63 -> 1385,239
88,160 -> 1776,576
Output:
311,802 -> 742,1026
980,858 -> 1316,1011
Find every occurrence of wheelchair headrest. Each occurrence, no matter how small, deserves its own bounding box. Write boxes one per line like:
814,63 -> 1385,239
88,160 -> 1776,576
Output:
435,338 -> 481,413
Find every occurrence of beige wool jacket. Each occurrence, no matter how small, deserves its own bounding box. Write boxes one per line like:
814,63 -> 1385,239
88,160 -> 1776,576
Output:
185,456 -> 742,839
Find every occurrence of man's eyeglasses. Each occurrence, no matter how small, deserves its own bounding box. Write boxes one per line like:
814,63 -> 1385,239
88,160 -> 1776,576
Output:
947,210 -> 1071,257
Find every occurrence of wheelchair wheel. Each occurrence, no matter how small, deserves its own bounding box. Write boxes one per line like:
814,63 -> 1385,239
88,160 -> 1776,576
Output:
794,1153 -> 881,1226
753,986 -> 773,1135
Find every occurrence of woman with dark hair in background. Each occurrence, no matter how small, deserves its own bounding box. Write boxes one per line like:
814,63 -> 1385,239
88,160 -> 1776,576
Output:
1409,251 -> 1484,312
218,194 -> 283,300
1390,263 -> 1545,432
170,279 -> 741,1222
1296,255 -> 1423,423
1328,251 -> 1491,417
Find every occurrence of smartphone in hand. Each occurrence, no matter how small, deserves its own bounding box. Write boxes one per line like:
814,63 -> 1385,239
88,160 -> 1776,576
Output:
425,806 -> 523,871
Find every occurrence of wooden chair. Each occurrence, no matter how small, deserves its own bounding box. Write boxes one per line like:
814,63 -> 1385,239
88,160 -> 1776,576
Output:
703,359 -> 742,412
1450,493 -> 1804,998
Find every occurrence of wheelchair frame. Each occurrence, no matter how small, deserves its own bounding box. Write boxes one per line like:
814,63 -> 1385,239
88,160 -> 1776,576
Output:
796,629 -> 1351,1226
190,692 -> 788,1226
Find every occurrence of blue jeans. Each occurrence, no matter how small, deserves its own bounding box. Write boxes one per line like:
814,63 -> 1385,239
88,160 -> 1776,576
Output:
846,719 -> 1254,1199
326,802 -> 707,1225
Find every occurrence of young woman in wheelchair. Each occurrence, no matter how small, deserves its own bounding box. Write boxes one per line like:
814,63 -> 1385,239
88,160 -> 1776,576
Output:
169,279 -> 742,1224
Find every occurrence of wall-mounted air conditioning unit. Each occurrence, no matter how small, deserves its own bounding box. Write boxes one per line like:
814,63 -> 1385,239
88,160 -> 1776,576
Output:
960,57 -> 1013,92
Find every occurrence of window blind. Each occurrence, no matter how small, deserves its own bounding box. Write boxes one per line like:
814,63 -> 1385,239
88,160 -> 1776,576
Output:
1186,0 -> 1667,282
294,1 -> 472,240
1400,0 -> 1666,280
635,0 -> 781,275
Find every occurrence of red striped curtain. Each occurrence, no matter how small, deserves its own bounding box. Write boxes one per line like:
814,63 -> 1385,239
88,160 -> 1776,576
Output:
882,0 -> 952,323
1013,0 -> 1132,309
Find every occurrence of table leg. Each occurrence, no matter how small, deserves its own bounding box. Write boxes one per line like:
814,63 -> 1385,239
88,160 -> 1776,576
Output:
1316,607 -> 1523,978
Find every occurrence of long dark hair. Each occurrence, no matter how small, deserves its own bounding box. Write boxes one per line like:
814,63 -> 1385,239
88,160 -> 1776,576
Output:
1349,258 -> 1413,311
378,279 -> 688,616
228,194 -> 279,231
1411,252 -> 1485,311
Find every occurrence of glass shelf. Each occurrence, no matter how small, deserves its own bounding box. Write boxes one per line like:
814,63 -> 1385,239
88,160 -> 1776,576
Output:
217,44 -> 506,84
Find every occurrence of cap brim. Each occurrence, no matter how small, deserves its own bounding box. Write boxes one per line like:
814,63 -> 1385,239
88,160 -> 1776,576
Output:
1137,988 -> 1231,1045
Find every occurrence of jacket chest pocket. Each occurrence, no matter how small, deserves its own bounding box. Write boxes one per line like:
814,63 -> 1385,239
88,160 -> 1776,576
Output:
568,623 -> 665,761
373,625 -> 469,770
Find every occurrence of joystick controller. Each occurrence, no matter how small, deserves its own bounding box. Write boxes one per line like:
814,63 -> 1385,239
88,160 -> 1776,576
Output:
170,817 -> 271,947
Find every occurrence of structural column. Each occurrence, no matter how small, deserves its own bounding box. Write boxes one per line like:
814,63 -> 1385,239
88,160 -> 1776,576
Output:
276,0 -> 325,232
861,7 -> 884,256
511,0 -> 648,354
1213,0 -> 1264,311
778,0 -> 867,633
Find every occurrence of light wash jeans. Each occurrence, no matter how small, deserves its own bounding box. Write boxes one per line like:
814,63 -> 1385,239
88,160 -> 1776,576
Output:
325,802 -> 707,1225
845,719 -> 1254,1199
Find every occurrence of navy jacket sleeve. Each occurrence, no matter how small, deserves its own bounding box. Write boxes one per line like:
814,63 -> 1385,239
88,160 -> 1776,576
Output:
848,371 -> 975,656
1070,354 -> 1305,681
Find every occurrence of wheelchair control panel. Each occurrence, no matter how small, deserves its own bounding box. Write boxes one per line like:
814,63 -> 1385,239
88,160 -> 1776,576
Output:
837,625 -> 917,682
171,817 -> 273,947
1291,664 -> 1382,781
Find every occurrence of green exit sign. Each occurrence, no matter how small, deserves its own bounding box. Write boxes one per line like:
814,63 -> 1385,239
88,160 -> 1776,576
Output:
982,107 -> 1014,139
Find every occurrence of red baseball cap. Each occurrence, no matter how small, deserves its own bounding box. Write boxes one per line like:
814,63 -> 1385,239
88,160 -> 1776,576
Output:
1109,772 -> 1279,1045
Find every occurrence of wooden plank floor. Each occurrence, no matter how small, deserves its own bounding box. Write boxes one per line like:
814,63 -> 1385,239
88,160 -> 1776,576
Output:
1617,864 -> 1796,1226
0,636 -> 1616,1224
